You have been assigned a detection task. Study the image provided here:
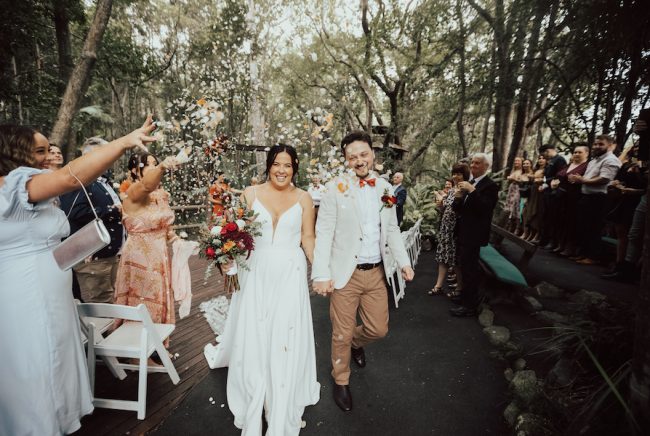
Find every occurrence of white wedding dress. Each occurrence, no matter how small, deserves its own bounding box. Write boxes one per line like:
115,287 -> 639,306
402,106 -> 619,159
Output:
204,194 -> 320,435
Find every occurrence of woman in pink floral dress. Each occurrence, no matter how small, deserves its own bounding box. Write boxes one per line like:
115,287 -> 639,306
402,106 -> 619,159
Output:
115,153 -> 179,331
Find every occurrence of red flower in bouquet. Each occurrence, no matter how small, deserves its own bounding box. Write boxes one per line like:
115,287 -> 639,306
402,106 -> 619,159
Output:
380,188 -> 398,211
205,247 -> 216,258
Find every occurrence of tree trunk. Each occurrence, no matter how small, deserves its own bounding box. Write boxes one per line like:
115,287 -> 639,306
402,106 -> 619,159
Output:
480,43 -> 497,154
53,0 -> 74,89
50,0 -> 114,158
615,41 -> 643,148
247,0 -> 266,177
455,0 -> 468,157
507,0 -> 547,170
11,56 -> 23,123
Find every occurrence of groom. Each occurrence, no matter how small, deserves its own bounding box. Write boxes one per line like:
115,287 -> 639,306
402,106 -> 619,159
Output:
312,131 -> 414,412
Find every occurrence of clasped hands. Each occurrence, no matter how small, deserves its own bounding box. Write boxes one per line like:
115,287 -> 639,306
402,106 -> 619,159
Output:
456,181 -> 475,193
313,266 -> 415,297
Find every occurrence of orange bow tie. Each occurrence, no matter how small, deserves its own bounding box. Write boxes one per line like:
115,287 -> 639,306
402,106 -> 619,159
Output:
359,178 -> 376,187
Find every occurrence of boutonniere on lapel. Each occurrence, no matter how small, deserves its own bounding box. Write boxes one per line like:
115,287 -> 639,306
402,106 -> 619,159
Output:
380,188 -> 397,212
337,181 -> 349,194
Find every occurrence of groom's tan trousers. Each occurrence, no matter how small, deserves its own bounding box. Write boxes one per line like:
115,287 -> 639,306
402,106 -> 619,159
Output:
330,266 -> 389,385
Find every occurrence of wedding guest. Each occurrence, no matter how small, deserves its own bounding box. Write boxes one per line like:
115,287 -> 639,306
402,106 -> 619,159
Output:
570,134 -> 622,265
442,178 -> 453,195
504,157 -> 524,232
60,137 -> 124,303
308,174 -> 326,212
46,144 -> 64,170
603,120 -> 648,281
602,142 -> 645,274
515,159 -> 534,236
0,119 -> 156,436
450,153 -> 499,317
392,172 -> 407,225
430,163 -> 469,297
521,155 -> 547,242
114,152 -> 180,352
550,145 -> 589,256
538,144 -> 567,249
208,172 -> 229,219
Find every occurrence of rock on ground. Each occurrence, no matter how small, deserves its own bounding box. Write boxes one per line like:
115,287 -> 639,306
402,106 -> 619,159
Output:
483,325 -> 511,346
510,370 -> 541,406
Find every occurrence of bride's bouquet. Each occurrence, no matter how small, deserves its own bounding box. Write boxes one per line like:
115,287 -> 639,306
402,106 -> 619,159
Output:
199,194 -> 262,294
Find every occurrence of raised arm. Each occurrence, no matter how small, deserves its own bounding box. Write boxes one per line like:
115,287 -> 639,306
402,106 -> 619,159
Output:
126,155 -> 179,206
299,192 -> 316,264
26,117 -> 156,203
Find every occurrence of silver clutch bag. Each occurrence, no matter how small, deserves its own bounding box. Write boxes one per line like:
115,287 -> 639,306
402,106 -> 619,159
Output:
53,218 -> 111,270
52,168 -> 112,270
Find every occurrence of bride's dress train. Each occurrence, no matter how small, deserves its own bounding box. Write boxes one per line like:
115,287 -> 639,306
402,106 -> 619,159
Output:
204,197 -> 320,435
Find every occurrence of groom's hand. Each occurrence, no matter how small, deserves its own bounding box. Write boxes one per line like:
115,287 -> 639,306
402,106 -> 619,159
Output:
401,266 -> 415,281
313,280 -> 334,296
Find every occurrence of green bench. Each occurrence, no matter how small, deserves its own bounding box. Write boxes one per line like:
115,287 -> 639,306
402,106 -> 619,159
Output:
479,244 -> 529,288
490,223 -> 538,274
601,236 -> 618,246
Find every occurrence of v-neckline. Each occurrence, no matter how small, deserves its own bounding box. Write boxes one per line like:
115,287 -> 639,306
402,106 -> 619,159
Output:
254,198 -> 302,242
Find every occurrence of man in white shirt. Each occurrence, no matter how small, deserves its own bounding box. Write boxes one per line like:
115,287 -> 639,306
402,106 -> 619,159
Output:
569,134 -> 622,264
307,175 -> 326,214
312,131 -> 414,412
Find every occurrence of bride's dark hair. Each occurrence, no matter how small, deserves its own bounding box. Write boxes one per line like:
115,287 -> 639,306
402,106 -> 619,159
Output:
264,144 -> 299,183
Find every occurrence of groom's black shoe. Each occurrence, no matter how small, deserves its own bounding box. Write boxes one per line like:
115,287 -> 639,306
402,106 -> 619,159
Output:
351,346 -> 366,368
333,383 -> 352,412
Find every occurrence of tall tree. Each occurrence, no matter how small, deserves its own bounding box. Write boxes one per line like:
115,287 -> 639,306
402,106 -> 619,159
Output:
50,0 -> 113,157
53,0 -> 75,89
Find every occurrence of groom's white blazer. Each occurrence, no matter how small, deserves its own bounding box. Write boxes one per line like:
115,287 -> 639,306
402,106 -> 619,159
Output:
312,175 -> 411,290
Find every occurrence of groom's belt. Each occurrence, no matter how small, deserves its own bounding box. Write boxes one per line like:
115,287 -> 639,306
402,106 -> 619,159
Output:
356,261 -> 383,271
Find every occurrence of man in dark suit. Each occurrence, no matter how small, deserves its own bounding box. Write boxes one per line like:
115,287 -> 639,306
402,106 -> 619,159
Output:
450,153 -> 499,317
60,137 -> 124,303
392,172 -> 407,225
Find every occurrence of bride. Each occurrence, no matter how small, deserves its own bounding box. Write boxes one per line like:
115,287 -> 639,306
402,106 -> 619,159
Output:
204,144 -> 320,435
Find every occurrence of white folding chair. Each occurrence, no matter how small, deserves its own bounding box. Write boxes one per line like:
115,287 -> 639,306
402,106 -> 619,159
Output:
76,303 -> 180,420
78,314 -> 126,380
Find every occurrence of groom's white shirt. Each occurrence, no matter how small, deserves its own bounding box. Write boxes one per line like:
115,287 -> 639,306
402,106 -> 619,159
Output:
355,181 -> 382,264
312,174 -> 411,290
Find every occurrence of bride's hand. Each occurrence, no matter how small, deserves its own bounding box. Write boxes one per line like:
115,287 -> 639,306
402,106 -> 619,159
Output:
313,280 -> 334,296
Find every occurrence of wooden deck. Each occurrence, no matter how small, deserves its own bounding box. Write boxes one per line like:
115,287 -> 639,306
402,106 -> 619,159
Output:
73,256 -> 226,436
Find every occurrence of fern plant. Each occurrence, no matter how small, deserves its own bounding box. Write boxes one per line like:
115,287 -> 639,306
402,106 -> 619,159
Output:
401,182 -> 440,236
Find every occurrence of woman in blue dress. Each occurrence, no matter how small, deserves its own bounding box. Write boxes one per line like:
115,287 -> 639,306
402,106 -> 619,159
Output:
0,118 -> 156,435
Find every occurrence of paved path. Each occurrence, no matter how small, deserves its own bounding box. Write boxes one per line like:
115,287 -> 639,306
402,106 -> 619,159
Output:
152,252 -> 508,436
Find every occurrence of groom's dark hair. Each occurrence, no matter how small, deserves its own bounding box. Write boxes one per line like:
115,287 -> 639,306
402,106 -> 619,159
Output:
264,144 -> 299,183
340,131 -> 372,156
